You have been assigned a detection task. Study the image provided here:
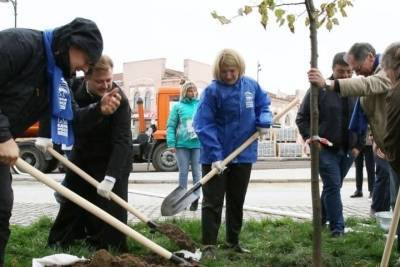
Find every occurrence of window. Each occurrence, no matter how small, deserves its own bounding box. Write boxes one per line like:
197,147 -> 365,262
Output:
144,91 -> 152,111
133,92 -> 140,111
284,115 -> 291,126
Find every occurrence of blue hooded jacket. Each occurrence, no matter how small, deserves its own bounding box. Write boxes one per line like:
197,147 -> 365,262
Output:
194,76 -> 272,164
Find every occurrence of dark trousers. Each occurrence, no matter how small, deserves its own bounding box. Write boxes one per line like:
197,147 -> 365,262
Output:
48,157 -> 129,252
319,149 -> 354,234
201,163 -> 252,245
371,157 -> 391,212
355,145 -> 375,193
0,164 -> 13,267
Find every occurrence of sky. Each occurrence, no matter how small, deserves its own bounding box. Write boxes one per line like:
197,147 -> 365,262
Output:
0,0 -> 398,95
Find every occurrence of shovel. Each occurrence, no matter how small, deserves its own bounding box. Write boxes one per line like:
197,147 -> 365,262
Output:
15,158 -> 192,266
45,147 -> 196,251
161,97 -> 299,216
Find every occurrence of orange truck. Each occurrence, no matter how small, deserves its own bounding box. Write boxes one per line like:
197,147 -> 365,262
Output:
14,86 -> 181,173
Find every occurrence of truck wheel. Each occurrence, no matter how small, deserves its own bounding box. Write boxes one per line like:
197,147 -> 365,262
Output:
12,144 -> 48,174
152,143 -> 178,172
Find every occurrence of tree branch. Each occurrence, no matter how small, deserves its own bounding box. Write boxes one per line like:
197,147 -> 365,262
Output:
276,1 -> 306,7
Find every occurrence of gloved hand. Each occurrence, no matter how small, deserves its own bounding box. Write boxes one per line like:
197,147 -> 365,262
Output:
35,138 -> 53,159
212,160 -> 226,174
257,127 -> 269,140
97,176 -> 116,199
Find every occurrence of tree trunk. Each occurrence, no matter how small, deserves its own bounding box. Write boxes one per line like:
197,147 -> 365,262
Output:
305,1 -> 322,266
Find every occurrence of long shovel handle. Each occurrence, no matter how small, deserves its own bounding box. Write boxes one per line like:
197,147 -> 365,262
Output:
14,158 -> 181,262
199,97 -> 300,186
47,147 -> 153,227
380,180 -> 400,266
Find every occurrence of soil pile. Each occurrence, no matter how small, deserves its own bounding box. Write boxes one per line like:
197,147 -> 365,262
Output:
157,223 -> 196,252
68,249 -> 200,267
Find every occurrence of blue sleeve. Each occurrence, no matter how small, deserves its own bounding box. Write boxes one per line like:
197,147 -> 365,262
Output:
255,84 -> 272,128
193,89 -> 224,162
166,104 -> 179,148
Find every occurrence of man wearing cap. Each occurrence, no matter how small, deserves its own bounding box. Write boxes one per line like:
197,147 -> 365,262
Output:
297,52 -> 362,237
0,18 -> 119,266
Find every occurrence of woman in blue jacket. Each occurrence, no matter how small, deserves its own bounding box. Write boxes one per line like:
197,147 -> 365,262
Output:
194,49 -> 272,258
166,80 -> 201,211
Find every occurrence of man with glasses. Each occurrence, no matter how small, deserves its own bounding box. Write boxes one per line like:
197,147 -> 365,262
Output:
308,42 -> 395,218
297,52 -> 362,237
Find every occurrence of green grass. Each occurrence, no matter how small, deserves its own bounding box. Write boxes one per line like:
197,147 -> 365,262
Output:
5,216 -> 400,266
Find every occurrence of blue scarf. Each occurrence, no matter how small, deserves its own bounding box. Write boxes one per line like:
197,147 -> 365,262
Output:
43,30 -> 74,146
348,98 -> 368,135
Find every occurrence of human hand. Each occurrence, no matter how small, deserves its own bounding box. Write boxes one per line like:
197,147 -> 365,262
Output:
97,176 -> 116,199
212,160 -> 226,174
351,148 -> 360,158
307,68 -> 326,89
0,139 -> 19,165
100,87 -> 121,115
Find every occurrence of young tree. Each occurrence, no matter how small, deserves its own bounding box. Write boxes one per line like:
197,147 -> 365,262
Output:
212,1 -> 353,266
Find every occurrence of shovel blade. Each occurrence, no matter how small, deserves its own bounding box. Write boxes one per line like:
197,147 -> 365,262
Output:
161,185 -> 199,216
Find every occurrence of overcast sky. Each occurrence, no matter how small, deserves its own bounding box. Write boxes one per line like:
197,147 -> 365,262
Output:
0,0 -> 397,94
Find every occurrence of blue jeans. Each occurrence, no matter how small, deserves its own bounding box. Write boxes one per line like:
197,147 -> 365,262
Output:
319,148 -> 354,234
175,148 -> 201,197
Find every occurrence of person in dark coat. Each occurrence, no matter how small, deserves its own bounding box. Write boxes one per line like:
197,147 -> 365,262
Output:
0,18 -> 123,267
47,55 -> 133,252
297,52 -> 363,237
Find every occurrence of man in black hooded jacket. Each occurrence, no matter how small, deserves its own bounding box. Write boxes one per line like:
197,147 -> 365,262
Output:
0,18 -> 120,266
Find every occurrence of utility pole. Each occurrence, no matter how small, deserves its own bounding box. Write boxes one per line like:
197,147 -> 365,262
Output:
0,0 -> 17,28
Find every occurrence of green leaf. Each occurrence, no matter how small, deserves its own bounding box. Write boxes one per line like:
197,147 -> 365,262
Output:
332,18 -> 339,25
340,8 -> 347,17
238,8 -> 244,16
320,3 -> 327,11
305,17 -> 310,27
326,3 -> 336,18
211,10 -> 219,19
244,5 -> 253,15
326,19 -> 333,31
279,18 -> 285,27
267,0 -> 275,10
287,14 -> 295,33
260,12 -> 269,29
275,8 -> 285,21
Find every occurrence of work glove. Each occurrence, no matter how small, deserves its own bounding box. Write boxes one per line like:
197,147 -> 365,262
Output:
35,138 -> 53,159
257,127 -> 269,140
212,160 -> 226,174
97,176 -> 116,199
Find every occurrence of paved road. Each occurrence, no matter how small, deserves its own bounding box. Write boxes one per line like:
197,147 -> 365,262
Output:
11,179 -> 371,226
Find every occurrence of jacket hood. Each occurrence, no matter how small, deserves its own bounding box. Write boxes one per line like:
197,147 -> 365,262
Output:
53,17 -> 103,77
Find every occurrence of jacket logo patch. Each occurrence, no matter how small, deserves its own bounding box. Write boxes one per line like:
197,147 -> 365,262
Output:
245,91 -> 254,108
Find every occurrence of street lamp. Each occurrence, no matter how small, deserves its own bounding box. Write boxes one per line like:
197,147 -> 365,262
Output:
256,61 -> 262,83
0,0 -> 17,28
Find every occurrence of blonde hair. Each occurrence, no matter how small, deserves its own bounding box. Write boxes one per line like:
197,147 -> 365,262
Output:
179,79 -> 197,99
88,54 -> 113,75
213,48 -> 245,81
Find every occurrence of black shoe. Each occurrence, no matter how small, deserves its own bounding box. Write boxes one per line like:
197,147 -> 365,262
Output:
202,245 -> 217,260
189,199 -> 199,211
331,231 -> 344,238
350,190 -> 363,198
223,243 -> 251,253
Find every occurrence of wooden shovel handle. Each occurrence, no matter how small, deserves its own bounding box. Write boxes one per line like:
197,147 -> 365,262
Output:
15,158 -> 173,260
47,147 -> 150,224
200,97 -> 300,185
380,182 -> 400,266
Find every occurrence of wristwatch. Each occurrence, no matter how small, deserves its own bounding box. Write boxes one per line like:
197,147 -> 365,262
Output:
325,79 -> 334,90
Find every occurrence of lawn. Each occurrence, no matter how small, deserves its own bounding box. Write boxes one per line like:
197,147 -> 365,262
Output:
5,216 -> 400,266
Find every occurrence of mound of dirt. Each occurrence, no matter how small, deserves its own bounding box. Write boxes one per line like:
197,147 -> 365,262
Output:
157,223 -> 196,252
69,249 -> 200,267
